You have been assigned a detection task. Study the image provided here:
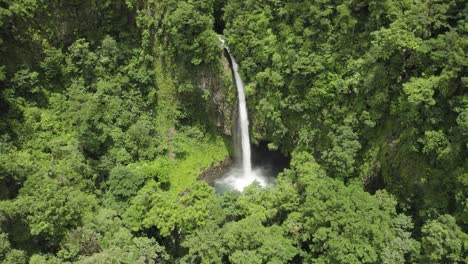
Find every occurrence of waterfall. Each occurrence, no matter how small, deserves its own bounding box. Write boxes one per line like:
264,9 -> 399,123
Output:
218,38 -> 267,191
229,53 -> 252,176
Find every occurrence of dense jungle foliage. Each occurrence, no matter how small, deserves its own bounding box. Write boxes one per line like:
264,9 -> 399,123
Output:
0,0 -> 467,263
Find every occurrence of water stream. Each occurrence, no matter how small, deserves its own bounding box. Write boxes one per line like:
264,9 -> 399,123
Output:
229,53 -> 252,176
216,40 -> 270,191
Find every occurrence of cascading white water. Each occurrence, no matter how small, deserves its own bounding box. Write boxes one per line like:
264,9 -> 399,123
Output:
229,54 -> 252,176
217,38 -> 268,191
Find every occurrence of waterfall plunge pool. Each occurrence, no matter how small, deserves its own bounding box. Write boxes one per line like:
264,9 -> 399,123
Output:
213,142 -> 290,193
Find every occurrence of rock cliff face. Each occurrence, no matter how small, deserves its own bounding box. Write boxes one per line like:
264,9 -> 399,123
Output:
152,45 -> 236,160
197,158 -> 233,185
210,53 -> 236,136
192,50 -> 236,137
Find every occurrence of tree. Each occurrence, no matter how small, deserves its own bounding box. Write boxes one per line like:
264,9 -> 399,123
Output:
0,232 -> 11,260
222,215 -> 297,264
181,221 -> 225,264
281,151 -> 419,263
421,215 -> 468,263
16,175 -> 97,242
104,166 -> 146,212
2,249 -> 27,264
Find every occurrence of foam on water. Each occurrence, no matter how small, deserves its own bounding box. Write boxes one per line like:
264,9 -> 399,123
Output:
214,167 -> 273,192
